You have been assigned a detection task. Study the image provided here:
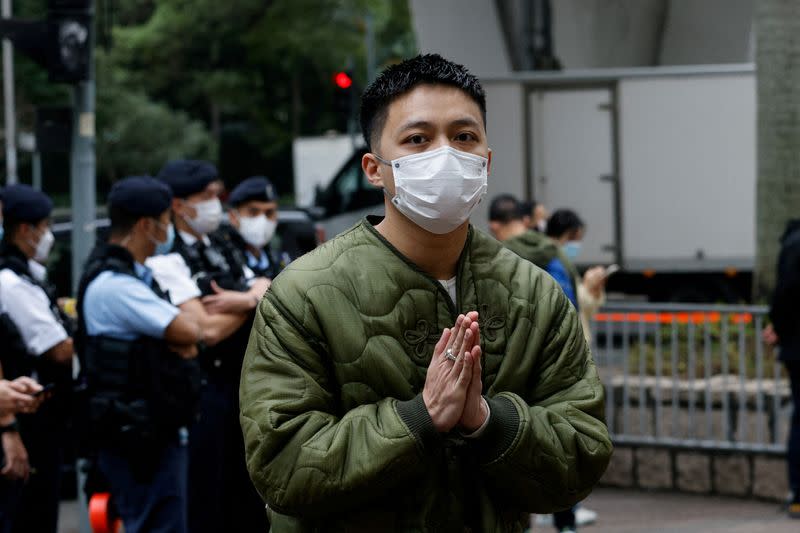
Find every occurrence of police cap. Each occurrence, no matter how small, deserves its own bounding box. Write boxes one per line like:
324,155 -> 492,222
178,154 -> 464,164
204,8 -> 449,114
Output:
108,176 -> 173,217
2,184 -> 53,223
156,159 -> 219,199
228,176 -> 278,207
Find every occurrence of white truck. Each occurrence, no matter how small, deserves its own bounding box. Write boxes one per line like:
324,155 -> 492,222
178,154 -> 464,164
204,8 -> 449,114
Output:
480,64 -> 756,302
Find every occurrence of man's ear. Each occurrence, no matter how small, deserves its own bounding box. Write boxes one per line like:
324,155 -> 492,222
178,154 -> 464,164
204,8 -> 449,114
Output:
362,152 -> 386,189
132,216 -> 152,238
227,210 -> 239,228
487,148 -> 493,176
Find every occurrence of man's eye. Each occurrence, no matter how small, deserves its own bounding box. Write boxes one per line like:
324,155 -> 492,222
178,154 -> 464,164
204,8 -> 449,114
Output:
408,134 -> 426,144
455,132 -> 476,142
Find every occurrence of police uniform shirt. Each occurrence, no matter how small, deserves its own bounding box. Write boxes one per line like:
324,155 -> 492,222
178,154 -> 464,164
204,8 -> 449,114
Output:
177,229 -> 210,249
0,261 -> 68,356
245,249 -> 270,274
83,262 -> 179,340
144,253 -> 202,306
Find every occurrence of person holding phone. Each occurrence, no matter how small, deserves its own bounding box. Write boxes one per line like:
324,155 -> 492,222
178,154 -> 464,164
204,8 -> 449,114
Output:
0,185 -> 74,533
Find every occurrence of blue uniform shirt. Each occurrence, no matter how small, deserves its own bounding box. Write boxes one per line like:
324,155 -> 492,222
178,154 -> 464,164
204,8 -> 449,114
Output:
245,249 -> 270,273
83,262 -> 179,340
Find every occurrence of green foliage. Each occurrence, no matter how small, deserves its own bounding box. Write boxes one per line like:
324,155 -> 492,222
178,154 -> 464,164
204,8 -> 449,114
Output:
96,53 -> 215,181
8,0 -> 416,197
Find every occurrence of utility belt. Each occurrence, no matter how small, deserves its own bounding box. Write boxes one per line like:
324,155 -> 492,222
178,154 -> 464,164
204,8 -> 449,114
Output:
80,335 -> 203,452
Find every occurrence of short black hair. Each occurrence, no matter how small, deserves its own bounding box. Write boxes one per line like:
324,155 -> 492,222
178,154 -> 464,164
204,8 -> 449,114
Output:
519,200 -> 538,218
109,205 -> 146,238
546,209 -> 584,239
488,194 -> 522,223
359,53 -> 487,151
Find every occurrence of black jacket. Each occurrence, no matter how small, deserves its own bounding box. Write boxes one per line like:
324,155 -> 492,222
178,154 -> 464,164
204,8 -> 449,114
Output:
770,219 -> 800,361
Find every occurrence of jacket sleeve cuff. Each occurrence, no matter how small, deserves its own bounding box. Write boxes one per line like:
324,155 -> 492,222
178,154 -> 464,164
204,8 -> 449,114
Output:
475,395 -> 520,463
396,394 -> 439,451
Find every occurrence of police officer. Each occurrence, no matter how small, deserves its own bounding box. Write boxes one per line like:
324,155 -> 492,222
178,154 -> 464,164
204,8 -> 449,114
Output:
77,176 -> 203,533
0,184 -> 73,533
155,160 -> 269,533
218,176 -> 283,280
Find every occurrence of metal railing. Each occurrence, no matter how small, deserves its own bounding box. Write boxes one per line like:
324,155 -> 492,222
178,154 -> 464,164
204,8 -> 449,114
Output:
590,302 -> 789,454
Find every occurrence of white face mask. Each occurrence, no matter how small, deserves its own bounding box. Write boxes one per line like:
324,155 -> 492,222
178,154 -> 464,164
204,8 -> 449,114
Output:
378,146 -> 488,234
237,214 -> 277,249
185,198 -> 223,235
29,228 -> 55,263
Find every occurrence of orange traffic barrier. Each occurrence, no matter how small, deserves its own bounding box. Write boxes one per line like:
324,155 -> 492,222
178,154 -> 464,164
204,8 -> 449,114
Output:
89,493 -> 121,533
594,311 -> 752,325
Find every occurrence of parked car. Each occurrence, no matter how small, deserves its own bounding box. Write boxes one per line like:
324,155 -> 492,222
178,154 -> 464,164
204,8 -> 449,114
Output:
313,147 -> 384,240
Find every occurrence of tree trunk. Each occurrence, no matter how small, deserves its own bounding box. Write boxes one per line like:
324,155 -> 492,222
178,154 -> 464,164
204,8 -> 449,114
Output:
754,0 -> 800,301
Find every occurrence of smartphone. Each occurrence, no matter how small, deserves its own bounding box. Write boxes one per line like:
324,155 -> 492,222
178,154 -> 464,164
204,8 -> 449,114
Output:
602,264 -> 621,280
32,383 -> 56,398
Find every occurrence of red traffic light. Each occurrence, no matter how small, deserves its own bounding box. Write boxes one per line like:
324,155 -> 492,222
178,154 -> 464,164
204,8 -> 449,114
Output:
334,71 -> 353,90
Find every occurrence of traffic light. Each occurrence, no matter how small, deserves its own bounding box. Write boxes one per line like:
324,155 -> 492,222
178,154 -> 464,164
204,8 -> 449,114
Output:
47,1 -> 92,83
0,0 -> 92,84
334,71 -> 353,90
332,70 -> 356,126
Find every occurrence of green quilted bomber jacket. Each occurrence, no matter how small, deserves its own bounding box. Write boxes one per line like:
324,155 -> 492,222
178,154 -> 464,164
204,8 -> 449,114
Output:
240,217 -> 612,532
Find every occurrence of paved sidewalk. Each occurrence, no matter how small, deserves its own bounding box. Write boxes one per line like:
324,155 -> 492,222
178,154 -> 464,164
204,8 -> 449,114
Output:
59,487 -> 799,532
532,488 -> 798,533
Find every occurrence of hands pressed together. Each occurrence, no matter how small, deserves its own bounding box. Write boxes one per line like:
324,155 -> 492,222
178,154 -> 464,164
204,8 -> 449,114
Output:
422,311 -> 489,434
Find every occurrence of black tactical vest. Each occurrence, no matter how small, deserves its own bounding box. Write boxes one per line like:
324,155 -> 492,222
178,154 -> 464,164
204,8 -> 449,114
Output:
171,231 -> 250,296
171,230 -> 254,381
76,243 -> 203,452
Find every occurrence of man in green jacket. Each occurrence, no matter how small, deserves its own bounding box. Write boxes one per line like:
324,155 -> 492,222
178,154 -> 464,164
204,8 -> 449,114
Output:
240,54 -> 612,532
489,194 -> 581,308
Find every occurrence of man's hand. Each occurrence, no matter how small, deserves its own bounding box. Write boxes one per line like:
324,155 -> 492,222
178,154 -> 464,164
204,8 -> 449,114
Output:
249,277 -> 271,298
458,341 -> 488,433
202,281 -> 257,314
0,379 -> 40,415
423,313 -> 479,433
583,266 -> 607,299
763,324 -> 779,347
169,343 -> 199,360
1,431 -> 29,481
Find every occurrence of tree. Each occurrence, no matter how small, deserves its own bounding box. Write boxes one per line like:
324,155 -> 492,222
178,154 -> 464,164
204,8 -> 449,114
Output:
754,0 -> 800,300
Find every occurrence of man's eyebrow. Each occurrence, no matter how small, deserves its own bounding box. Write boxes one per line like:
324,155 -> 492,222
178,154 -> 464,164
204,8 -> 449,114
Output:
395,117 -> 483,133
396,120 -> 433,133
450,117 -> 482,128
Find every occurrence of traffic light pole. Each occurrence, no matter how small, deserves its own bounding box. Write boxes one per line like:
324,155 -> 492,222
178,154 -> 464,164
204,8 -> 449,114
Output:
69,12 -> 95,294
2,0 -> 17,184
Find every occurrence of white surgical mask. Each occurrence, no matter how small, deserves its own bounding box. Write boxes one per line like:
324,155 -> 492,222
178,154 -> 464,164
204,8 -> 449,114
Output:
29,228 -> 54,263
185,198 -> 223,235
377,146 -> 488,234
237,214 -> 277,249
